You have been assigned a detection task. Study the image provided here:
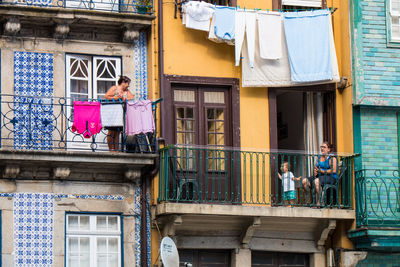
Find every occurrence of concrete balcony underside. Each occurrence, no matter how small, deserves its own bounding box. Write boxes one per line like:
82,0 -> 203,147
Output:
154,203 -> 355,253
0,149 -> 157,182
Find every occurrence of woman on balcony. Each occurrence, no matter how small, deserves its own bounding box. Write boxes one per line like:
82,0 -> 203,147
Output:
302,141 -> 337,207
105,76 -> 134,151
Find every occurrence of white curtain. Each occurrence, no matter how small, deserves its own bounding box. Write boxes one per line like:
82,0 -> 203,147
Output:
304,92 -> 324,175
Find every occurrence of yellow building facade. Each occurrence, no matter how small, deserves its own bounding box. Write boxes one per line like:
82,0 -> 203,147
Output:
151,0 -> 356,266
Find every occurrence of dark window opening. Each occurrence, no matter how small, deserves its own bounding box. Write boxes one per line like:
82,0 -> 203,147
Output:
252,251 -> 309,267
179,249 -> 231,267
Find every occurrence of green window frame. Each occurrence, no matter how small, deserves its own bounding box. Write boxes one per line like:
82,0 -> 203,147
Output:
386,0 -> 400,46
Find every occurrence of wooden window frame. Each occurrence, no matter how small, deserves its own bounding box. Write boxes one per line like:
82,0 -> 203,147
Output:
274,0 -> 327,9
200,0 -> 237,7
162,75 -> 240,148
66,214 -> 122,267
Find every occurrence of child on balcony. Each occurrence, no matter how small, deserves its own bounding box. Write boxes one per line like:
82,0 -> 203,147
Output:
278,162 -> 301,206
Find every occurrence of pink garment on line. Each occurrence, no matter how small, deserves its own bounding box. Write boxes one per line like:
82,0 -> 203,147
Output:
71,101 -> 102,138
125,100 -> 155,135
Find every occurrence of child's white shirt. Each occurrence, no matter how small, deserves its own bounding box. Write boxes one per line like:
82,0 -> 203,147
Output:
282,171 -> 295,192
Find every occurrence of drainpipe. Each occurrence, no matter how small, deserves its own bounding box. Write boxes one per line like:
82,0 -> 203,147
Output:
141,155 -> 160,267
158,0 -> 165,138
139,0 -> 164,264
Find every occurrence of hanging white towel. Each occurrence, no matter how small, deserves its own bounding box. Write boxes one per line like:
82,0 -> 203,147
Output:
245,11 -> 256,68
235,10 -> 246,66
100,103 -> 124,127
328,15 -> 340,82
185,1 -> 214,32
235,10 -> 256,67
257,11 -> 283,60
242,14 -> 339,87
182,2 -> 187,25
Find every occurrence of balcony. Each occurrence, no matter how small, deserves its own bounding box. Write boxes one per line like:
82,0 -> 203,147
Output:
349,169 -> 400,251
355,169 -> 400,228
0,0 -> 153,14
158,145 -> 355,208
155,145 -> 357,252
0,94 -> 160,182
0,0 -> 154,43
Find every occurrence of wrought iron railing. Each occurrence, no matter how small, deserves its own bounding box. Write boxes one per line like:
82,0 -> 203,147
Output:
0,0 -> 153,14
158,145 -> 356,208
355,169 -> 400,227
0,94 -> 161,153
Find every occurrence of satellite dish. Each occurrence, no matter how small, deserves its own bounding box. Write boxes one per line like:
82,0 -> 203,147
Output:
160,237 -> 179,267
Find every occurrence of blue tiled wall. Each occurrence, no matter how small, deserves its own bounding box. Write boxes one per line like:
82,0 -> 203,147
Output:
356,252 -> 400,266
351,0 -> 400,106
359,107 -> 399,170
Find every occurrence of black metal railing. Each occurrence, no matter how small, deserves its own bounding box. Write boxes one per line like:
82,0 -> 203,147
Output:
158,145 -> 357,208
0,0 -> 153,14
0,94 -> 161,153
355,169 -> 400,227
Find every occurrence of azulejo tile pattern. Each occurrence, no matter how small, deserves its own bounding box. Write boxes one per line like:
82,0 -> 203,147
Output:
13,52 -> 54,150
14,0 -> 52,7
134,185 -> 142,267
14,193 -> 54,267
9,193 -> 127,267
54,194 -> 124,200
133,184 -> 152,267
133,32 -> 148,100
146,192 -> 151,267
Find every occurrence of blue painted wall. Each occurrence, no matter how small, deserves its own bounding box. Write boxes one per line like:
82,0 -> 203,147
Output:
359,107 -> 399,170
351,0 -> 400,106
350,0 -> 400,168
356,252 -> 400,267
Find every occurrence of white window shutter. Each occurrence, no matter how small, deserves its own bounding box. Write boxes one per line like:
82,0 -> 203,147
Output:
282,0 -> 322,7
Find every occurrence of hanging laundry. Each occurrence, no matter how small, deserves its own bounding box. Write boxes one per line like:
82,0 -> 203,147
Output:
208,14 -> 235,45
328,14 -> 340,83
283,10 -> 332,82
214,6 -> 235,40
125,100 -> 155,136
257,11 -> 283,60
183,1 -> 215,32
182,2 -> 187,25
235,9 -> 256,67
100,102 -> 124,128
242,12 -> 339,87
71,101 -> 102,138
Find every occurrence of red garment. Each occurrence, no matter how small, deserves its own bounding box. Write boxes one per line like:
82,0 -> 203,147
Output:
71,101 -> 102,138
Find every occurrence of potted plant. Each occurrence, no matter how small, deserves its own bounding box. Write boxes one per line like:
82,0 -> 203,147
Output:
136,0 -> 151,14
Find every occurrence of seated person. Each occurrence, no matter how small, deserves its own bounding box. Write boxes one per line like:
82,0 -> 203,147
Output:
302,141 -> 337,207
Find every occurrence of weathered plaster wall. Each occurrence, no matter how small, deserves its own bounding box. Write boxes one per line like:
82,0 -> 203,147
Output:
0,180 -> 139,267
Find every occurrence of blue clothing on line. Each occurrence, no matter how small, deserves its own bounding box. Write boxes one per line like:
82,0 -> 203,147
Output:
283,10 -> 332,82
214,6 -> 235,40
